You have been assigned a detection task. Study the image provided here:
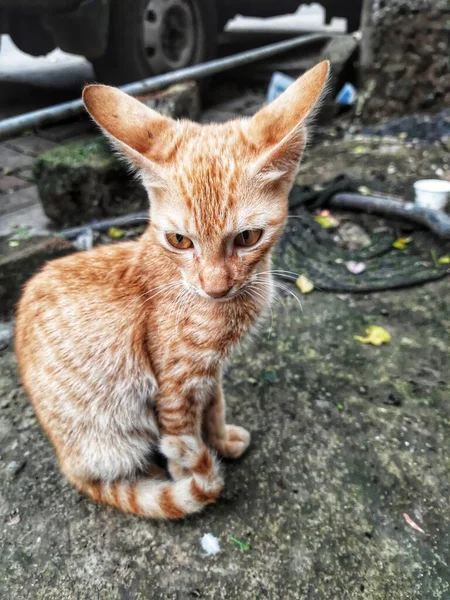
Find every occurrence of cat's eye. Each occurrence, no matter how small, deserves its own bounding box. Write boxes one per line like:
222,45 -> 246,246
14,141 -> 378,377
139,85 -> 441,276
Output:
234,229 -> 263,248
166,233 -> 193,250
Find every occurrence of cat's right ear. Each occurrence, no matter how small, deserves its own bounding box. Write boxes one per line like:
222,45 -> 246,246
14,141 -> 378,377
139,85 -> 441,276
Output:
83,85 -> 175,186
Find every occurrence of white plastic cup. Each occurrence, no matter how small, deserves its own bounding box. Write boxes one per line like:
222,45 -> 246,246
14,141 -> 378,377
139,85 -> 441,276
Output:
414,179 -> 450,211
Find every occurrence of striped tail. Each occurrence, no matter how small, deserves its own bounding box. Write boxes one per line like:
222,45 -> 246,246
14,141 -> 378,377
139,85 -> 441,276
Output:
67,437 -> 224,519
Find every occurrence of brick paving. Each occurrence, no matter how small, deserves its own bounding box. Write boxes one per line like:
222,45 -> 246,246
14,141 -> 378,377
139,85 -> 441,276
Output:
0,175 -> 29,194
4,136 -> 58,157
0,91 -> 265,238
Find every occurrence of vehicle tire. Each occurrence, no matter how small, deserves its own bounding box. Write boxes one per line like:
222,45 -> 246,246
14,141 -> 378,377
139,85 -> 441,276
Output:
92,0 -> 217,85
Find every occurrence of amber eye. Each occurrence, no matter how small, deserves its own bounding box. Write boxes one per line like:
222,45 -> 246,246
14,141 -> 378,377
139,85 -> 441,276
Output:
166,233 -> 193,250
234,229 -> 263,248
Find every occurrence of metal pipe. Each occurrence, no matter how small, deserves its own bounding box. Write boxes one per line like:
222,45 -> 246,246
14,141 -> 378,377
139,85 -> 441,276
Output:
60,212 -> 148,240
0,33 -> 328,140
331,193 -> 450,238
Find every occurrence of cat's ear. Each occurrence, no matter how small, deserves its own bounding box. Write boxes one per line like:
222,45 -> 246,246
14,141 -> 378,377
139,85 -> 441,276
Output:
247,61 -> 330,185
83,85 -> 175,185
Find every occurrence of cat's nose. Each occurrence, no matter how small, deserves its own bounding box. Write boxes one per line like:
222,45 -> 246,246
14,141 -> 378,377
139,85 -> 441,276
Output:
205,287 -> 232,299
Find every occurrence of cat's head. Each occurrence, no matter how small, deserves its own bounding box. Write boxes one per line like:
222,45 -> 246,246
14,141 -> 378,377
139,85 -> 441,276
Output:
83,62 -> 328,301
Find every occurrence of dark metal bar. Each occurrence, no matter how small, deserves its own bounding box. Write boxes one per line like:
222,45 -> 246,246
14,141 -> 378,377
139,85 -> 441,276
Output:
60,212 -> 148,240
0,33 -> 329,140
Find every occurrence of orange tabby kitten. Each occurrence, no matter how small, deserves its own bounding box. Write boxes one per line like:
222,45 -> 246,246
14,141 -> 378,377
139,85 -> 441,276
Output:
15,62 -> 329,519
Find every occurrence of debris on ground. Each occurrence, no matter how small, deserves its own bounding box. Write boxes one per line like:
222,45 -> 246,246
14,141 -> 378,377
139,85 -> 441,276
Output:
200,533 -> 221,557
260,369 -> 279,385
392,237 -> 412,250
73,228 -> 94,251
354,325 -> 391,346
345,261 -> 366,275
336,82 -> 357,106
296,275 -> 314,294
314,210 -> 339,229
7,508 -> 21,526
107,227 -> 125,239
403,513 -> 425,535
229,537 -> 250,552
266,71 -> 294,103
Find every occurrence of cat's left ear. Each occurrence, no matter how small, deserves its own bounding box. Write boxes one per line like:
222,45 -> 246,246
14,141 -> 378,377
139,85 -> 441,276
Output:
83,84 -> 176,186
247,60 -> 330,185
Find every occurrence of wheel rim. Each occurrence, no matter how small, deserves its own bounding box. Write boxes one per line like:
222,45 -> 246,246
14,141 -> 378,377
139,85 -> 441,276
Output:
143,0 -> 200,73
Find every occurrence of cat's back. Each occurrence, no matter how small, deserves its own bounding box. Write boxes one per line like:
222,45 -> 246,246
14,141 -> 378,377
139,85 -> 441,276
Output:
15,240 -> 143,382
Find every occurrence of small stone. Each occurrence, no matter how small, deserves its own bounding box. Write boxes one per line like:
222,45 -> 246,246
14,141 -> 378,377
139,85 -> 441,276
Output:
387,164 -> 397,175
7,460 -> 24,475
315,400 -> 332,411
8,508 -> 21,526
383,392 -> 402,407
338,222 -> 371,250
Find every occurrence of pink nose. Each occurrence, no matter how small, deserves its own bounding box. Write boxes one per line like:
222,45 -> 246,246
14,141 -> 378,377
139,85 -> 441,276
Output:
206,288 -> 232,299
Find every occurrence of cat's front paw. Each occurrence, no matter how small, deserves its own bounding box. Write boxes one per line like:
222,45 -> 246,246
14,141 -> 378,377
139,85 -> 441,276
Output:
210,425 -> 250,459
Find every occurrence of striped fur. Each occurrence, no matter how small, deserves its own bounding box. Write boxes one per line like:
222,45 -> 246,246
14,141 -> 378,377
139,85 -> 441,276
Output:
15,63 -> 329,519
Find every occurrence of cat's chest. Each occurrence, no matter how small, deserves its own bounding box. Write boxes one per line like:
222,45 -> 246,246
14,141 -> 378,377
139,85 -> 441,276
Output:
182,300 -> 261,355
148,290 -> 267,377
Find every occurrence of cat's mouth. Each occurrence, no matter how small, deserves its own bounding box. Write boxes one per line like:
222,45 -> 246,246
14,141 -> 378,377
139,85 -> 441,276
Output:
186,282 -> 267,304
198,288 -> 240,302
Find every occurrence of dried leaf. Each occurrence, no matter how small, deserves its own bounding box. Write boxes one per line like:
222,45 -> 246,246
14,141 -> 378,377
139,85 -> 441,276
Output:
438,255 -> 450,264
357,185 -> 371,195
314,214 -> 338,229
354,325 -> 391,346
345,261 -> 366,275
392,237 -> 412,250
108,227 -> 125,239
296,275 -> 314,294
351,145 -> 367,155
403,513 -> 425,534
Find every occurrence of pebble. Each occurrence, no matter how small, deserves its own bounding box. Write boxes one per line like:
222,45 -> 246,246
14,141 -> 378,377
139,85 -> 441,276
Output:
7,460 -> 26,476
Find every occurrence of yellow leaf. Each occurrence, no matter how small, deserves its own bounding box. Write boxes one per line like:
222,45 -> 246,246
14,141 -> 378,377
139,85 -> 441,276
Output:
392,237 -> 412,250
351,145 -> 367,155
108,226 -> 125,239
357,185 -> 371,196
354,325 -> 391,346
314,215 -> 337,229
9,240 -> 20,247
296,275 -> 314,294
438,255 -> 450,264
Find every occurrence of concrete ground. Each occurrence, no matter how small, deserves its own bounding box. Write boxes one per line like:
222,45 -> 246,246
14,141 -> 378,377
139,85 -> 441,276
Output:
1,268 -> 449,599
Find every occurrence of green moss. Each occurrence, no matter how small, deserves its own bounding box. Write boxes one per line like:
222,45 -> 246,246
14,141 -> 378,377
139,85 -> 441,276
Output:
34,136 -> 117,171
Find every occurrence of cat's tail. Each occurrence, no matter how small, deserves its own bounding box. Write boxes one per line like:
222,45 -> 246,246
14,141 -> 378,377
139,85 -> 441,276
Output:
66,437 -> 224,519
